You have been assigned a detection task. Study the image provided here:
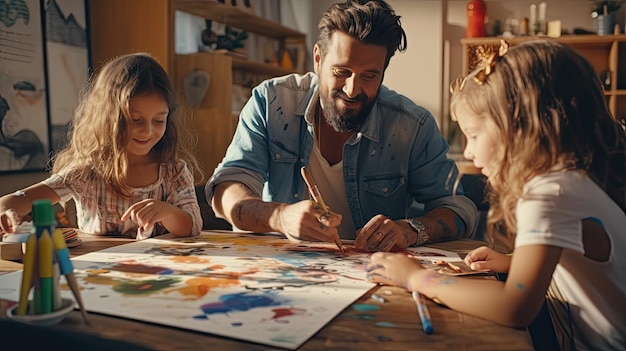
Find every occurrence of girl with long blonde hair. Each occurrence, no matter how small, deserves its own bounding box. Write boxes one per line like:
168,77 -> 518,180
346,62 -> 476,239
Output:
0,53 -> 203,239
367,40 -> 626,350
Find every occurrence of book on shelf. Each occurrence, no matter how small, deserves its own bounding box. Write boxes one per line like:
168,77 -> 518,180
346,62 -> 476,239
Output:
0,233 -> 28,261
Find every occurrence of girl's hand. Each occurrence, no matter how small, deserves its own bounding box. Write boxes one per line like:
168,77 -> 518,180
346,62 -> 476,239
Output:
366,252 -> 425,290
0,209 -> 21,234
463,246 -> 511,273
121,199 -> 173,232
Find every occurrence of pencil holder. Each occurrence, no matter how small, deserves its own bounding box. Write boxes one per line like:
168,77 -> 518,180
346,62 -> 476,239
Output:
14,199 -> 90,324
6,297 -> 74,326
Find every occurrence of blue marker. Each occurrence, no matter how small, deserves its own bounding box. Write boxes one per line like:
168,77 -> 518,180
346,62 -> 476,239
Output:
51,228 -> 90,324
412,291 -> 433,335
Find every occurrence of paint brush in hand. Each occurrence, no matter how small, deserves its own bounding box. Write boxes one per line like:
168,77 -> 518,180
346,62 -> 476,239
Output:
301,166 -> 344,253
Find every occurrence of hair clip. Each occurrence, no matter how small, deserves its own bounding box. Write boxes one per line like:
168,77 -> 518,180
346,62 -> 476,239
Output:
472,39 -> 509,85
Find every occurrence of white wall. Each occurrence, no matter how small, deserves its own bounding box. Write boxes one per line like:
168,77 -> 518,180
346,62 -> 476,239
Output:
384,1 -> 444,126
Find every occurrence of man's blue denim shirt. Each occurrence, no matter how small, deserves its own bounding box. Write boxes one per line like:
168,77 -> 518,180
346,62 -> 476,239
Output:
206,72 -> 477,239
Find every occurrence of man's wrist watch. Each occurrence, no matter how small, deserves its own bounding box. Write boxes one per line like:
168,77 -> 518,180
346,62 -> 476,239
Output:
404,218 -> 429,246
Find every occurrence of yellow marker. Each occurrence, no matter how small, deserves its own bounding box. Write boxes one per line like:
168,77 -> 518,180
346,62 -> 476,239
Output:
17,232 -> 36,315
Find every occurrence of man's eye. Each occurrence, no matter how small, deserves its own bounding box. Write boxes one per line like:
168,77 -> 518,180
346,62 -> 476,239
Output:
333,69 -> 351,77
362,73 -> 378,81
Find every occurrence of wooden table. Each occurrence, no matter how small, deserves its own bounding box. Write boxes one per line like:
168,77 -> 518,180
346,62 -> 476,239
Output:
2,231 -> 533,350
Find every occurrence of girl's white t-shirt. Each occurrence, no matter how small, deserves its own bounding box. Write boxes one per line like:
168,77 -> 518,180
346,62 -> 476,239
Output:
515,171 -> 625,350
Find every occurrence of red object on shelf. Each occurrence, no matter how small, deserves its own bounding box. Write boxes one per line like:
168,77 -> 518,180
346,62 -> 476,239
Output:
466,0 -> 487,38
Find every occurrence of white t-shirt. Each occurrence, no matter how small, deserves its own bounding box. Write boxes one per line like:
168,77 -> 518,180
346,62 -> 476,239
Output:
515,171 -> 625,350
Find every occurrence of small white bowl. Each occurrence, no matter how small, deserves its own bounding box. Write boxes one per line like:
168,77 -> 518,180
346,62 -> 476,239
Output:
6,298 -> 75,326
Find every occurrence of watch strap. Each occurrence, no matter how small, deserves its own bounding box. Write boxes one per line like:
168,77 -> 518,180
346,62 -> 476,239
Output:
404,218 -> 430,246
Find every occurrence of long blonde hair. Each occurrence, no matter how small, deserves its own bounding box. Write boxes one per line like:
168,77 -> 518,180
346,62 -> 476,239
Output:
52,53 -> 202,196
450,40 -> 626,243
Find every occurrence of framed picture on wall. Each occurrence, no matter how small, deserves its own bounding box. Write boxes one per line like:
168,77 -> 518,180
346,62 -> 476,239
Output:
45,0 -> 91,153
0,0 -> 49,173
284,37 -> 307,73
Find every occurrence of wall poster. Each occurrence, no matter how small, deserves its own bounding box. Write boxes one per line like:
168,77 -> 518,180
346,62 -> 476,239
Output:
0,0 -> 90,173
0,0 -> 49,172
45,0 -> 90,153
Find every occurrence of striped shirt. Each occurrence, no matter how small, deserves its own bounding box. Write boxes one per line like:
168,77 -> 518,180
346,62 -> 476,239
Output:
42,160 -> 201,239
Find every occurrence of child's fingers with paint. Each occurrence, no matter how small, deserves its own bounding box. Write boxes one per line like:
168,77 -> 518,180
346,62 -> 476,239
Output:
121,199 -> 164,231
366,252 -> 425,290
0,209 -> 21,234
463,246 -> 511,273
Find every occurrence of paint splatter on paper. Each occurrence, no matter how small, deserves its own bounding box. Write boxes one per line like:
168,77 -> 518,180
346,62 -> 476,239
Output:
0,232 -> 375,349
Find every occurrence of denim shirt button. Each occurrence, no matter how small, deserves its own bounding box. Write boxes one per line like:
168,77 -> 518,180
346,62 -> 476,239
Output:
371,149 -> 376,156
275,153 -> 280,159
294,193 -> 299,198
382,186 -> 389,193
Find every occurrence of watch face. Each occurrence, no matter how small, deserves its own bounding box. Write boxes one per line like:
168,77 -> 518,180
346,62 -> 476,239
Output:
408,219 -> 425,232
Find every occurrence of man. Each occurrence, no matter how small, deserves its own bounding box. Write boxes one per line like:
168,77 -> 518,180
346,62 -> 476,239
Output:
206,0 -> 477,252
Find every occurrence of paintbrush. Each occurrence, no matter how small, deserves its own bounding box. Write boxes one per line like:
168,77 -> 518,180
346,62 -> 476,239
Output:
300,166 -> 345,254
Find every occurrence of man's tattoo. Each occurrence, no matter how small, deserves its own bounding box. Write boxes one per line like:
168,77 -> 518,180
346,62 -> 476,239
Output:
403,230 -> 415,246
435,219 -> 453,237
235,204 -> 244,223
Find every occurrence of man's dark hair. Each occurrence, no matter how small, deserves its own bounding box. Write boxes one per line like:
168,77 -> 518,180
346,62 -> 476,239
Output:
317,0 -> 407,68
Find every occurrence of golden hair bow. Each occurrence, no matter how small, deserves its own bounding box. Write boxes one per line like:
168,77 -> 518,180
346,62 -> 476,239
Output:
472,39 -> 509,85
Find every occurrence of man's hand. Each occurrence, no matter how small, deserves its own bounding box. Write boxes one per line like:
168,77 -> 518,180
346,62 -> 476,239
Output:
354,215 -> 416,252
275,200 -> 342,244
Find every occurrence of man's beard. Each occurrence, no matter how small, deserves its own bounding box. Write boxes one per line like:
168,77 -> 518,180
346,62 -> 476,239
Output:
320,89 -> 375,133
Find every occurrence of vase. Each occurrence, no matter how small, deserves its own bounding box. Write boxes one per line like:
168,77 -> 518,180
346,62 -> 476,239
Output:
593,12 -> 616,35
466,0 -> 487,38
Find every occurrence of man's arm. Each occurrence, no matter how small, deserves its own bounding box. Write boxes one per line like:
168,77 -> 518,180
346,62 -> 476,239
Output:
410,207 -> 468,244
211,181 -> 284,233
211,181 -> 343,244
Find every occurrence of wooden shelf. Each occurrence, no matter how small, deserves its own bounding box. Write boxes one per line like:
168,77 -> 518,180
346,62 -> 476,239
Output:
232,57 -> 291,77
460,34 -> 625,48
174,0 -> 305,39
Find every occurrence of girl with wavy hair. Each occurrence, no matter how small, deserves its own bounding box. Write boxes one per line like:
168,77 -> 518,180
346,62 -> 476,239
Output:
367,40 -> 626,350
0,53 -> 202,240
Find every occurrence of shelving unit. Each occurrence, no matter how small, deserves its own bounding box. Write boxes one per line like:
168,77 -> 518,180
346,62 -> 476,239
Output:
460,34 -> 626,122
90,0 -> 307,183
